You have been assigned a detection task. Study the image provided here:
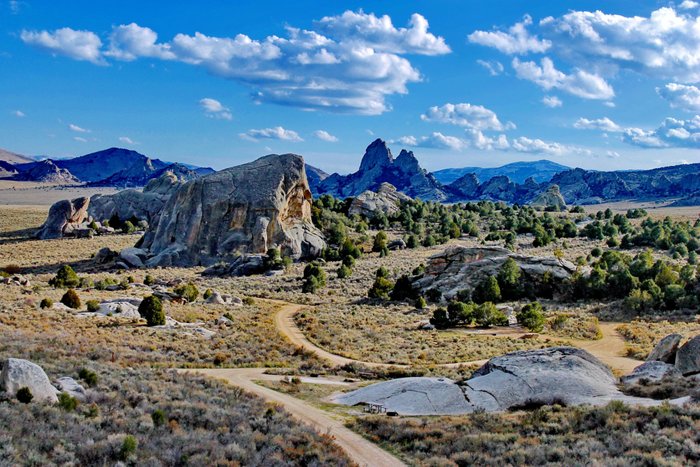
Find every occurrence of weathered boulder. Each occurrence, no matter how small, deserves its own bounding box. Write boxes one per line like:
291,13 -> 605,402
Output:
530,184 -> 567,211
95,247 -> 119,264
388,239 -> 407,250
647,334 -> 682,364
55,376 -> 87,401
118,247 -> 149,269
621,361 -> 682,385
348,183 -> 411,218
143,154 -> 325,267
333,377 -> 471,416
1,358 -> 59,403
335,347 -> 659,415
77,299 -> 141,319
201,254 -> 267,276
35,197 -> 90,239
413,245 -> 579,301
675,335 -> 700,376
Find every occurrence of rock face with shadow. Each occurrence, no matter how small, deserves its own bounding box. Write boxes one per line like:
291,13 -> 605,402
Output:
334,347 -> 675,416
35,197 -> 90,240
142,153 -> 325,267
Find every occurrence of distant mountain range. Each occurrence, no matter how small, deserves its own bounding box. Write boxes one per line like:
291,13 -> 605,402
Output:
1,147 -> 214,186
310,139 -> 700,206
432,160 -> 570,185
3,142 -> 700,206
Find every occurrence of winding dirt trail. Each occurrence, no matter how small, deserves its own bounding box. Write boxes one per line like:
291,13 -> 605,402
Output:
273,300 -> 639,373
185,300 -> 639,467
183,368 -> 405,467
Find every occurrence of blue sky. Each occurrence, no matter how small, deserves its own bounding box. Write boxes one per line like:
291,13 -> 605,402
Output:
2,0 -> 700,173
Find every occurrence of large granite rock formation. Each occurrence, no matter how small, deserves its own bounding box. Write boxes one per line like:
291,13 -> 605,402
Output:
317,139 -> 447,201
348,183 -> 411,218
1,358 -> 59,403
35,197 -> 90,239
530,184 -> 567,211
36,170 -> 187,241
647,334 -> 683,364
335,347 -> 662,415
413,245 -> 579,301
142,153 -> 325,267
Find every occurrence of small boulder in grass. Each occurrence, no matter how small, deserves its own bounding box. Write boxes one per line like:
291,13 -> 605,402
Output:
1,358 -> 58,403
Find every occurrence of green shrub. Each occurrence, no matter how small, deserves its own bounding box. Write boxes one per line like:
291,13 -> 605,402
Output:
138,295 -> 165,326
174,283 -> 199,303
61,289 -> 81,309
415,296 -> 427,309
119,435 -> 137,461
372,231 -> 388,252
58,392 -> 78,411
16,387 -> 33,404
389,275 -> 417,301
203,288 -> 214,300
86,300 -> 100,313
368,267 -> 394,300
78,368 -> 98,387
430,307 -> 451,329
144,275 -> 155,286
243,297 -> 255,306
121,220 -> 136,234
517,302 -> 545,332
39,298 -> 53,309
49,265 -> 80,288
337,264 -> 352,279
473,302 -> 508,327
472,276 -> 502,304
152,409 -> 167,427
302,263 -> 327,294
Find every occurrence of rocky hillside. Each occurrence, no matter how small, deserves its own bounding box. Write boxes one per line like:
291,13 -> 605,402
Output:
0,160 -> 18,178
13,159 -> 79,184
433,160 -> 569,185
305,165 -> 329,194
316,139 -> 447,201
0,148 -> 33,164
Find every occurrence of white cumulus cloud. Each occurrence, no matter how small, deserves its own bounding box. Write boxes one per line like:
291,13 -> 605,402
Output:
623,116 -> 700,148
198,98 -> 232,120
421,102 -> 515,131
239,126 -> 303,142
22,11 -> 450,115
468,15 -> 551,55
657,83 -> 700,112
512,57 -> 614,100
118,136 -> 137,145
21,27 -> 104,64
12,110 -> 25,117
574,117 -> 622,132
542,95 -> 562,108
393,132 -> 467,151
313,130 -> 338,142
476,59 -> 504,76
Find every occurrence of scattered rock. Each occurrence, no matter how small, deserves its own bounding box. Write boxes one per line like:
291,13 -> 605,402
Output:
118,247 -> 149,269
0,358 -> 59,403
388,239 -> 407,251
202,255 -> 267,277
675,335 -> 700,376
95,299 -> 141,319
94,247 -> 119,264
54,377 -> 87,401
621,361 -> 682,385
647,334 -> 682,364
217,315 -> 233,326
35,197 -> 90,240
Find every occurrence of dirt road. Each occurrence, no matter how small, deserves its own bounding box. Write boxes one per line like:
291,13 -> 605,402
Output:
184,368 -> 406,467
273,300 -> 639,373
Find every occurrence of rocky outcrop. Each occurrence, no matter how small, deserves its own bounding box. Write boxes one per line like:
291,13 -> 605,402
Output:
317,139 -> 448,201
675,335 -> 700,376
335,347 -> 663,415
647,334 -> 682,364
89,170 -> 186,227
35,197 -> 90,239
142,153 -> 325,267
305,165 -> 329,194
348,183 -> 411,218
447,173 -> 479,199
530,184 -> 567,211
413,246 -> 579,301
14,159 -> 79,184
1,358 -> 59,403
54,377 -> 87,401
621,361 -> 682,385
